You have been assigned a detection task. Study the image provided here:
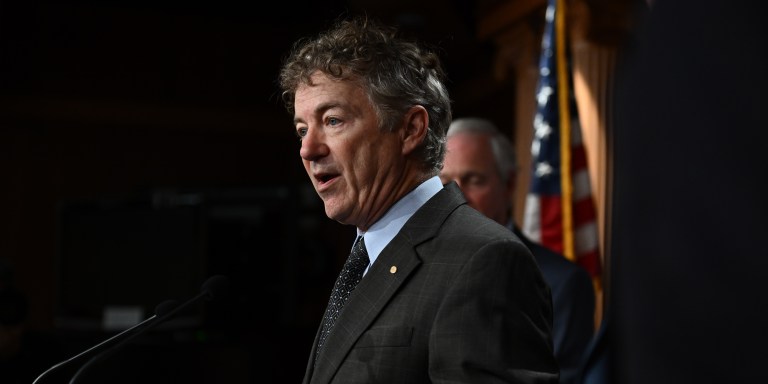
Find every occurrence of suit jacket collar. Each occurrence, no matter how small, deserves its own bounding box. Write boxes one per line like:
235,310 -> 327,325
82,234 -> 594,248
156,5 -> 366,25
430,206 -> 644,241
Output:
305,182 -> 467,384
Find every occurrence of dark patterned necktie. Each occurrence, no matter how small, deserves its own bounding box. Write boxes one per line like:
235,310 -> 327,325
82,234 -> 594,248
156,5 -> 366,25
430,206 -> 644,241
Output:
315,236 -> 369,361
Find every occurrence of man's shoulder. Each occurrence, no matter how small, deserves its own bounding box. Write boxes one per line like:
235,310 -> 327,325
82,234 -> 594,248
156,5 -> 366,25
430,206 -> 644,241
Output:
533,241 -> 587,270
525,240 -> 593,292
511,227 -> 591,281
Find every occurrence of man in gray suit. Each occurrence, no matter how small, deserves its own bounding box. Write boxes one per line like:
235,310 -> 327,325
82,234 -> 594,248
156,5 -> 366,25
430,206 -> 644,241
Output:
278,16 -> 558,384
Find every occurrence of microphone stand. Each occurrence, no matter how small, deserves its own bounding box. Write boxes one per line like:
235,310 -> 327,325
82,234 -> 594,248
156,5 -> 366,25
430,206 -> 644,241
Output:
32,311 -> 163,384
33,275 -> 230,384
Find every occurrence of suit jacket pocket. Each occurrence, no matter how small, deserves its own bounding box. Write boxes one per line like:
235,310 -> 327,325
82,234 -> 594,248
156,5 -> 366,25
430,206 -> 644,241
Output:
355,326 -> 414,348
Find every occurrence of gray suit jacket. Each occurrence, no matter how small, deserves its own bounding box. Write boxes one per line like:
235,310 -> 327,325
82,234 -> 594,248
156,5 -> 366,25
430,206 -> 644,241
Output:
304,182 -> 559,384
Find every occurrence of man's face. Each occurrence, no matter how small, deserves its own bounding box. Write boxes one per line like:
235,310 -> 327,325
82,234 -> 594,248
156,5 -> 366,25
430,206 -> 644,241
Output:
293,71 -> 405,230
440,132 -> 513,225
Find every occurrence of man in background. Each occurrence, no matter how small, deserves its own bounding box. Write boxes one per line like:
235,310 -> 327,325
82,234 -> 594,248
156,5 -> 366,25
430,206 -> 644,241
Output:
440,117 -> 594,384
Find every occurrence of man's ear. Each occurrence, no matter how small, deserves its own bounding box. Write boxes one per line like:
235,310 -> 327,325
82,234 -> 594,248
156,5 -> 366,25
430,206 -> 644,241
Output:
401,105 -> 429,155
505,170 -> 517,199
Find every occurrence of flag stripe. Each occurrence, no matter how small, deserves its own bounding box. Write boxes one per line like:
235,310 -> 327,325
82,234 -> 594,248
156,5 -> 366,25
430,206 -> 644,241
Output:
523,195 -> 542,242
572,169 -> 592,202
571,143 -> 588,171
573,198 -> 597,227
540,195 -> 564,254
575,248 -> 601,277
574,221 -> 599,256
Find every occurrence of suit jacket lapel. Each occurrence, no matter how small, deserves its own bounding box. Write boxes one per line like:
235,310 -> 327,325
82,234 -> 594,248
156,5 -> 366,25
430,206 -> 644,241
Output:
309,183 -> 466,384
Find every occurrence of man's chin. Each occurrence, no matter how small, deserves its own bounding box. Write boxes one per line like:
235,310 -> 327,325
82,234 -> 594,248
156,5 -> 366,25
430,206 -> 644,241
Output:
323,204 -> 353,226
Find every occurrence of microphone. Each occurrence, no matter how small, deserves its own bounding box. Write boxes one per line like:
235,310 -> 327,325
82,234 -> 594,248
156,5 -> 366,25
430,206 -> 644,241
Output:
33,275 -> 231,384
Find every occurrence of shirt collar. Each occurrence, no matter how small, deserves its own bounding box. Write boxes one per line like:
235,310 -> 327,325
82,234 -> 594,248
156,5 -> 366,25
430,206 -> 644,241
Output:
357,176 -> 443,271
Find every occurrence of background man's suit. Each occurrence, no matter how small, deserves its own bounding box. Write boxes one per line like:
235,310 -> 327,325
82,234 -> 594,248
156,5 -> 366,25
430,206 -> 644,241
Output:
513,227 -> 595,384
305,183 -> 559,384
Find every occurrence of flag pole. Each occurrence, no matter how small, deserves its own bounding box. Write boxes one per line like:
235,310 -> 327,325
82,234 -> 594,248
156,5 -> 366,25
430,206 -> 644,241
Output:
555,0 -> 575,261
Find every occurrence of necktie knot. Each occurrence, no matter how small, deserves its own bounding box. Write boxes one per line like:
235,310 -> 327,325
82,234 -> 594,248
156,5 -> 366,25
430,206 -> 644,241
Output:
345,236 -> 369,279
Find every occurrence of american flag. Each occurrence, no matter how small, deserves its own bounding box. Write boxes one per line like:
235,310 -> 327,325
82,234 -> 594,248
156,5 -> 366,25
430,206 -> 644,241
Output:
522,0 -> 602,279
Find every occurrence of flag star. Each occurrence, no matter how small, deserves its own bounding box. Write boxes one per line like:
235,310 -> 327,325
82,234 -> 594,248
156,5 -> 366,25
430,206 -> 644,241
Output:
535,162 -> 554,178
537,86 -> 553,107
534,114 -> 553,139
545,4 -> 555,22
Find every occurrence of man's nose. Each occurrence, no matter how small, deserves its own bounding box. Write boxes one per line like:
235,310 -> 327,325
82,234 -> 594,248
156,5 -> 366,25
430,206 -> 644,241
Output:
299,126 -> 329,161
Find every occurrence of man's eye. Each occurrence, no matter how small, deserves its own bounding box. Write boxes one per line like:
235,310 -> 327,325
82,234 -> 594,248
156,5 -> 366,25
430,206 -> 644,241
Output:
328,117 -> 340,126
296,127 -> 308,139
465,175 -> 486,187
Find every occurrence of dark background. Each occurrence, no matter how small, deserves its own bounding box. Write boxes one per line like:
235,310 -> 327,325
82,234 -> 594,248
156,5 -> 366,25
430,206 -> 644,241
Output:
0,0 -> 510,382
5,1 -> 768,383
